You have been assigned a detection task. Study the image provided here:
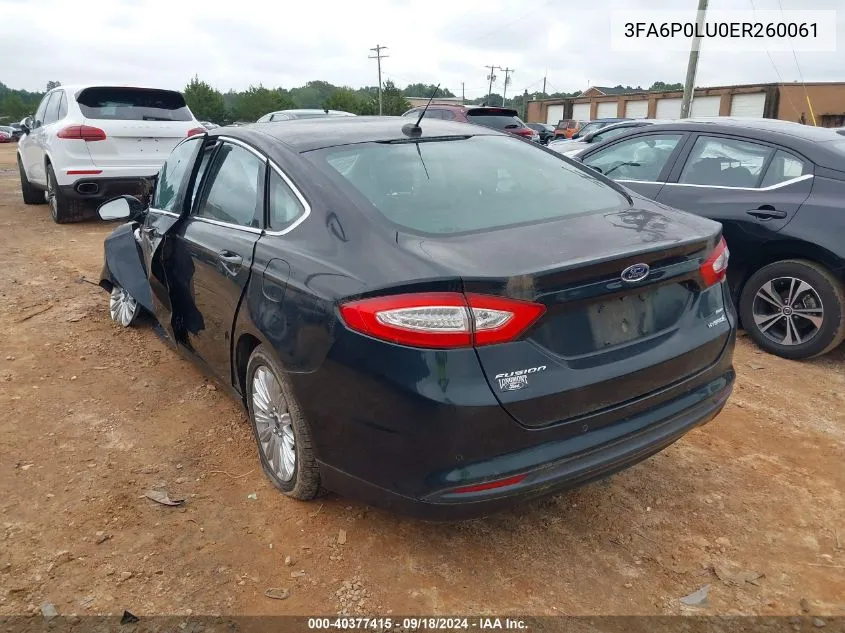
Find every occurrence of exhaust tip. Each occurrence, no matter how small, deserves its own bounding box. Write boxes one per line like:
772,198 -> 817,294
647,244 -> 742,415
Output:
75,182 -> 99,195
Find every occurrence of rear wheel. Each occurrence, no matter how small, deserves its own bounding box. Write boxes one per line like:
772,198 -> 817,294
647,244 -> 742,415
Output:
46,163 -> 89,224
246,346 -> 320,500
18,155 -> 45,205
739,259 -> 845,360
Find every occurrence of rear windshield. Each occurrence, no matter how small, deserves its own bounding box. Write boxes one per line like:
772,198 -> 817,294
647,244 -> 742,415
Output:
557,119 -> 575,130
76,87 -> 192,121
466,109 -> 522,130
307,135 -> 628,235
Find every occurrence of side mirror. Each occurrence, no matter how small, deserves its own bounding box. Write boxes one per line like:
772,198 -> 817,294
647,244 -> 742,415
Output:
20,116 -> 32,133
98,195 -> 145,221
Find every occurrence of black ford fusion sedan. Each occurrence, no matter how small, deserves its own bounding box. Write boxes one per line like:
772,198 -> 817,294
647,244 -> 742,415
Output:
96,117 -> 736,519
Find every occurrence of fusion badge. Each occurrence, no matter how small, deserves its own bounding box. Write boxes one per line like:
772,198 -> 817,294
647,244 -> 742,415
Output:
495,365 -> 547,391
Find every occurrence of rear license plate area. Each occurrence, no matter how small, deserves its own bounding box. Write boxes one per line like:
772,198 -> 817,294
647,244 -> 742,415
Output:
588,294 -> 656,348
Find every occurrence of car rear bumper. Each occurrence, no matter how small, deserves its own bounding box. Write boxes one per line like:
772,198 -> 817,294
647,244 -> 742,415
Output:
319,369 -> 733,520
59,176 -> 154,202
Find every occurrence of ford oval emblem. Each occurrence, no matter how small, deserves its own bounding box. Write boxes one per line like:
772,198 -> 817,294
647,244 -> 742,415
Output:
621,263 -> 650,283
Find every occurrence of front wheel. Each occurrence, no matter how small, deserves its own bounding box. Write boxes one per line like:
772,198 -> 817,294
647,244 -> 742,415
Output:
739,259 -> 845,360
109,284 -> 141,327
246,346 -> 321,500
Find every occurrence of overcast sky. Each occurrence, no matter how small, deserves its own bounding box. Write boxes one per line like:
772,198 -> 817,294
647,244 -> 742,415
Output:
1,0 -> 842,98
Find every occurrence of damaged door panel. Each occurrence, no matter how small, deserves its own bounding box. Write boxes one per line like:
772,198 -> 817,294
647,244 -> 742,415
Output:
100,222 -> 154,312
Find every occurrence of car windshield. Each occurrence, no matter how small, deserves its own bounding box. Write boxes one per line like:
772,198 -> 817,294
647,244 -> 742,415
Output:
76,87 -> 192,121
307,135 -> 628,235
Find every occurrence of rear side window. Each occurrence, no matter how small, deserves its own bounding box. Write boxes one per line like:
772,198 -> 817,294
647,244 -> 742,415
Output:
268,169 -> 306,230
760,150 -> 808,187
195,143 -> 265,228
56,92 -> 68,120
76,87 -> 192,121
679,136 -> 772,187
309,135 -> 628,235
465,109 -> 522,131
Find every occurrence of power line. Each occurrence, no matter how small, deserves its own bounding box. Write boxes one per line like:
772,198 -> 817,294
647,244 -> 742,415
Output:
368,45 -> 388,115
776,0 -> 815,124
747,0 -> 802,121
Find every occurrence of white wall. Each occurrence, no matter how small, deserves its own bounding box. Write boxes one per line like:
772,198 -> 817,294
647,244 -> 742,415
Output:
573,103 -> 591,121
656,98 -> 682,119
730,93 -> 766,117
625,100 -> 648,118
546,105 -> 564,125
596,101 -> 618,118
690,95 -> 721,117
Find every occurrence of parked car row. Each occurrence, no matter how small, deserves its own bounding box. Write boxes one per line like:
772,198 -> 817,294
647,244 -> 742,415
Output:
14,89 -> 843,517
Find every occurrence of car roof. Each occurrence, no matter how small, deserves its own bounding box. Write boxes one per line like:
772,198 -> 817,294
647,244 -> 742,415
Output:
622,117 -> 843,142
216,116 -> 502,153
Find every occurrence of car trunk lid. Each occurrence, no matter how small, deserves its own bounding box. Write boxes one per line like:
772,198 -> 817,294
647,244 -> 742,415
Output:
401,207 -> 732,428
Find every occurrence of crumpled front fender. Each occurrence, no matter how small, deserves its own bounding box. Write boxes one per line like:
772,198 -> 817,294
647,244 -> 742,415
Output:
100,221 -> 154,312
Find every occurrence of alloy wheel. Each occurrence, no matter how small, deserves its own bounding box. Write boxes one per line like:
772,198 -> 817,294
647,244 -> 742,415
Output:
252,366 -> 296,482
109,285 -> 140,327
752,276 -> 824,346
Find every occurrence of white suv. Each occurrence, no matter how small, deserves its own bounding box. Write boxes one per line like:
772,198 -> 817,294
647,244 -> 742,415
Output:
17,85 -> 205,223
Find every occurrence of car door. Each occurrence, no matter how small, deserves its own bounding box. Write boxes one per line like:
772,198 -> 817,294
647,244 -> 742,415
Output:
654,134 -> 813,293
579,132 -> 690,201
139,135 -> 207,340
23,92 -> 56,185
162,138 -> 266,381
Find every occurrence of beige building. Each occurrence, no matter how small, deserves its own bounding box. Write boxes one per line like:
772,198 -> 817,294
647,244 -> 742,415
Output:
526,82 -> 845,128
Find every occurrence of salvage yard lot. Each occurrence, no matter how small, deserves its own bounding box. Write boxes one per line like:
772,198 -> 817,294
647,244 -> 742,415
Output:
0,142 -> 844,617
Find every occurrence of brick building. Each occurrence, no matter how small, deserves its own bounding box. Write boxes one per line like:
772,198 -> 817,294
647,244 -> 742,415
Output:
526,82 -> 845,128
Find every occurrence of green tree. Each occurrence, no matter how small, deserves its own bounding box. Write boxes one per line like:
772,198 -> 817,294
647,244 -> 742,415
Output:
232,85 -> 295,122
0,94 -> 29,120
183,75 -> 226,123
324,88 -> 366,114
402,83 -> 455,98
290,81 -> 338,109
46,80 -> 61,91
378,80 -> 411,116
649,81 -> 683,92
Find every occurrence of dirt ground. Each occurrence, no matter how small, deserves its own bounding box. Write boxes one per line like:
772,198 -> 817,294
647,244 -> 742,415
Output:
1,142 -> 844,619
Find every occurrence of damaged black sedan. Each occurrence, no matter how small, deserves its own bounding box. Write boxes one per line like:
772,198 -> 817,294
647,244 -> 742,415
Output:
97,117 -> 736,519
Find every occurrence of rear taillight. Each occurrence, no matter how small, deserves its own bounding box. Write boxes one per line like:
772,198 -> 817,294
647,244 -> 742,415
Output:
186,127 -> 206,137
516,128 -> 533,138
700,237 -> 730,287
338,292 -> 546,349
56,125 -> 107,142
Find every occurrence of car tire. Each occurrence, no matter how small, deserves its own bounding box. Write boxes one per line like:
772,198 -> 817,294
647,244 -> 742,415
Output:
739,259 -> 845,360
46,163 -> 89,224
109,284 -> 141,327
246,345 -> 321,500
18,155 -> 45,205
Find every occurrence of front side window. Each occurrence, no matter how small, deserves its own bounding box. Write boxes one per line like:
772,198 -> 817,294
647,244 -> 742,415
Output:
33,95 -> 50,128
195,143 -> 265,228
309,135 -> 628,235
153,137 -> 203,212
759,150 -> 809,187
590,126 -> 634,144
584,134 -> 683,181
679,136 -> 773,188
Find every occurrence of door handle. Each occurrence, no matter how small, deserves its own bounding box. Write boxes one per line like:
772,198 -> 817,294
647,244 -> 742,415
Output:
747,205 -> 787,220
217,250 -> 243,273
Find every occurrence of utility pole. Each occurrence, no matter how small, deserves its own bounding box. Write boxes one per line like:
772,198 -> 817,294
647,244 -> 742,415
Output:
680,0 -> 708,118
542,74 -> 547,96
501,67 -> 514,106
369,45 -> 389,115
485,65 -> 500,104
461,82 -> 465,103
